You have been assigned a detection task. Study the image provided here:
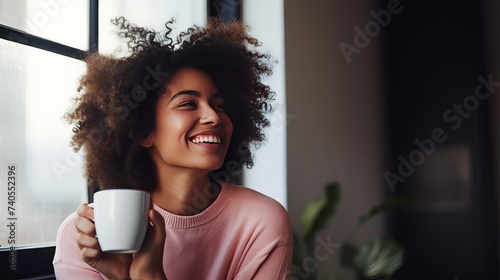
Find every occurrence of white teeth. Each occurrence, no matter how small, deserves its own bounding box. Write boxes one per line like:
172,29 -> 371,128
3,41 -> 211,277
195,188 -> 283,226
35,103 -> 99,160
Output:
191,135 -> 221,144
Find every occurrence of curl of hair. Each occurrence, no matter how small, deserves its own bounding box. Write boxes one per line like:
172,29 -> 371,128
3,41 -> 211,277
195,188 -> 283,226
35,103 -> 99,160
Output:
66,17 -> 275,192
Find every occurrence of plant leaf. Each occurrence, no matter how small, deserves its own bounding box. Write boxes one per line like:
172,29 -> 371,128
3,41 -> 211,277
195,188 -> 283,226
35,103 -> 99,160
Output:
354,237 -> 404,279
300,182 -> 341,241
358,194 -> 416,224
300,198 -> 326,239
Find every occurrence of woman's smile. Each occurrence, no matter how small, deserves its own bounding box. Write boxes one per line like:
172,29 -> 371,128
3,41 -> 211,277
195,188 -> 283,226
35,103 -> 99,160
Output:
188,130 -> 226,150
189,134 -> 222,144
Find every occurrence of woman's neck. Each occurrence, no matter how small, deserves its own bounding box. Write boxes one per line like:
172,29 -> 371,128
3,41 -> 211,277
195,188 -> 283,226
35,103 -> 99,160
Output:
151,169 -> 220,216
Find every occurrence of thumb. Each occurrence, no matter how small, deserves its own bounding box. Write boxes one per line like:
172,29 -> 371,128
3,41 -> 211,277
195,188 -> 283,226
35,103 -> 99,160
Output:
147,209 -> 166,248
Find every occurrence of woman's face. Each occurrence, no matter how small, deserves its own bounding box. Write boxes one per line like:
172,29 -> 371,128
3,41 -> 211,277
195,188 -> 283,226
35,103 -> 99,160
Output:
143,67 -> 233,173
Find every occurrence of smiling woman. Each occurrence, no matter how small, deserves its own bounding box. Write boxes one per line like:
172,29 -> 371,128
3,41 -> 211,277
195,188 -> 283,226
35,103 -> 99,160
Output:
52,17 -> 293,279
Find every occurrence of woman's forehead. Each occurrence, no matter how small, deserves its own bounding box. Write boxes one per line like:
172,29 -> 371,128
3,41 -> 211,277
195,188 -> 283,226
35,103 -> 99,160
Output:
165,67 -> 218,94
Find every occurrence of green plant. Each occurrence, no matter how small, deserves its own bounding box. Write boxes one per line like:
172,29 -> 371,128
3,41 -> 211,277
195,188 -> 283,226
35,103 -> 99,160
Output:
292,182 -> 414,280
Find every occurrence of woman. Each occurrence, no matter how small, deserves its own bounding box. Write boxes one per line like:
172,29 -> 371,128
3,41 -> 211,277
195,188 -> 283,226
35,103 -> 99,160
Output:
53,17 -> 293,279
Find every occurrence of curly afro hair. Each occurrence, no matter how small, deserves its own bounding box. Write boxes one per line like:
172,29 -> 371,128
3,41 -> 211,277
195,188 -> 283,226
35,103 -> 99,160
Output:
66,17 -> 275,192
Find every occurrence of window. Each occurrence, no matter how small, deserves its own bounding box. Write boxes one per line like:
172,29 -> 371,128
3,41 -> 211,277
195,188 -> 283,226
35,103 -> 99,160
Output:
0,38 -> 87,246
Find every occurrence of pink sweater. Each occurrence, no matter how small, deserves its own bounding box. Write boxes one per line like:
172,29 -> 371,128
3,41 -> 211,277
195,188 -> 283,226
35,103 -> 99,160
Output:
53,183 -> 293,279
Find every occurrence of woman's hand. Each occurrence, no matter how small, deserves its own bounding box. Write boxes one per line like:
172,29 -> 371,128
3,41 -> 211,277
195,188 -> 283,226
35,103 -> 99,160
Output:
75,204 -> 167,280
129,209 -> 167,280
75,203 -> 133,280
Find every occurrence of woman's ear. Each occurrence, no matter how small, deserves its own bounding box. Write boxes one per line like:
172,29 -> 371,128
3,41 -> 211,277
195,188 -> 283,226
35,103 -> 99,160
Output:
139,135 -> 153,148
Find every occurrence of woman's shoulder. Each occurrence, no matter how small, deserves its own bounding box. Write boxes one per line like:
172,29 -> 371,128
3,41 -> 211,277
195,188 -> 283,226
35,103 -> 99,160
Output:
223,183 -> 293,244
225,183 -> 288,214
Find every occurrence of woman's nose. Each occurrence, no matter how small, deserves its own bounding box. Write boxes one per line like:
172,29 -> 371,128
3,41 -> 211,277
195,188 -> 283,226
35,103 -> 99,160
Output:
199,105 -> 222,125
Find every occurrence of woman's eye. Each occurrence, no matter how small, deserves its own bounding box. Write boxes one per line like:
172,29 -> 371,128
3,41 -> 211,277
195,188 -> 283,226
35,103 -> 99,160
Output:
214,103 -> 225,110
179,101 -> 197,108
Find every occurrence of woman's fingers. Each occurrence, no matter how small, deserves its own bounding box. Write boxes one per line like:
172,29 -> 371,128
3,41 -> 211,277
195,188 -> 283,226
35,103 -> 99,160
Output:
76,203 -> 94,220
75,215 -> 96,236
81,247 -> 101,262
75,203 -> 96,235
75,203 -> 100,261
76,233 -> 99,250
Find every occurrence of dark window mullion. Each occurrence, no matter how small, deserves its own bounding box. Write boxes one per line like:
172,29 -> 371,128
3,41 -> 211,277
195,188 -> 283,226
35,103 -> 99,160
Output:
206,0 -> 241,22
0,23 -> 87,60
89,0 -> 98,53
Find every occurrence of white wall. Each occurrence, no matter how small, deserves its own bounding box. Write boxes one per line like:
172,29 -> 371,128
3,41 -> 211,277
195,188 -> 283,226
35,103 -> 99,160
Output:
285,0 -> 385,249
243,0 -> 288,207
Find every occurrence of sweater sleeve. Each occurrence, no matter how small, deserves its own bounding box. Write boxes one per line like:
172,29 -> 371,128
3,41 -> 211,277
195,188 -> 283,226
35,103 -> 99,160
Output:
233,195 -> 294,280
53,212 -> 106,280
248,241 -> 293,280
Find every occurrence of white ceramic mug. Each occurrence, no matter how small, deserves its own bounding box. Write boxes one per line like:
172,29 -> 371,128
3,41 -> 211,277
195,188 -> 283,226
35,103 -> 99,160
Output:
90,189 -> 150,253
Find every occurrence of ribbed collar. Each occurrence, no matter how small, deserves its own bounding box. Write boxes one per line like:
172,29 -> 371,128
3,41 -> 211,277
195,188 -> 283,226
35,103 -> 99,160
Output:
153,183 -> 233,229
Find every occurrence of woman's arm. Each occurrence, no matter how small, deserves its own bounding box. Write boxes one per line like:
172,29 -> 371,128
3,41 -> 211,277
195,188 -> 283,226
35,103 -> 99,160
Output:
237,242 -> 293,280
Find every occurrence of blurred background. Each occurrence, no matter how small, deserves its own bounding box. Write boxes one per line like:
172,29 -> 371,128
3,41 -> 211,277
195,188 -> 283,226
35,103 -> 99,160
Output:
0,0 -> 499,279
285,0 -> 499,279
